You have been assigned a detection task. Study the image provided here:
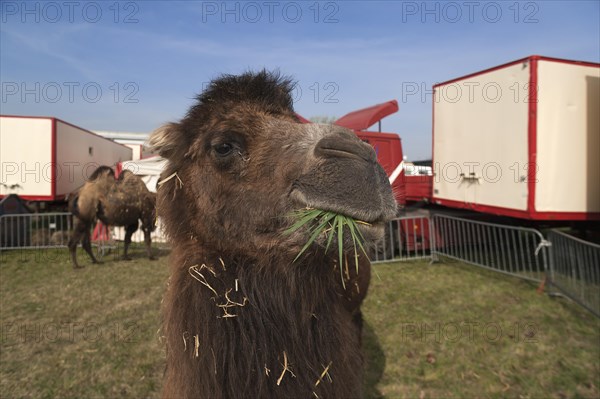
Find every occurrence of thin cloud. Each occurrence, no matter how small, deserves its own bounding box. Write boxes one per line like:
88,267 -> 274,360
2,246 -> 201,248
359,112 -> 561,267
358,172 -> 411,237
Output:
1,24 -> 100,80
1,1 -> 598,160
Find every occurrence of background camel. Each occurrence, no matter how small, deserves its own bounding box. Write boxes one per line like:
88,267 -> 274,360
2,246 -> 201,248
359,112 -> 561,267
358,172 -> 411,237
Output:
151,71 -> 397,398
68,166 -> 156,268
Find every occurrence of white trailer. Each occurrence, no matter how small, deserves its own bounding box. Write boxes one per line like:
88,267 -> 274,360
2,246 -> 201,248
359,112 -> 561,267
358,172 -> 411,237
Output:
0,116 -> 132,201
93,131 -> 153,161
432,56 -> 599,221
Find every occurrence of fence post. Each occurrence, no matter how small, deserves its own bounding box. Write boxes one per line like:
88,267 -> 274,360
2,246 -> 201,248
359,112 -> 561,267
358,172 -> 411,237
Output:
429,216 -> 438,264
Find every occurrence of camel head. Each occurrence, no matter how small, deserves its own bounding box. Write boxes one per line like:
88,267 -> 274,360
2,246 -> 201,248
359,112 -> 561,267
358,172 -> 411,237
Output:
150,71 -> 397,260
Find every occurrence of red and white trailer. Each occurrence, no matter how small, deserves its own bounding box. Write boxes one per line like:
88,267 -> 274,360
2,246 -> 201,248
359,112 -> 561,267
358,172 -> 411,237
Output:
0,115 -> 133,202
431,56 -> 600,221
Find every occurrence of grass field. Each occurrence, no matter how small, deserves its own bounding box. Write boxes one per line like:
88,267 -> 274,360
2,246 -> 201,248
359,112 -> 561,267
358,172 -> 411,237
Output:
1,245 -> 598,398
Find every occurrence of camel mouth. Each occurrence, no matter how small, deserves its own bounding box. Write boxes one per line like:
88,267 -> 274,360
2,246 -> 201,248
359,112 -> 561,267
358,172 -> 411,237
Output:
293,204 -> 388,234
286,201 -> 389,247
288,189 -> 391,226
284,205 -> 386,262
289,205 -> 386,229
345,214 -> 387,241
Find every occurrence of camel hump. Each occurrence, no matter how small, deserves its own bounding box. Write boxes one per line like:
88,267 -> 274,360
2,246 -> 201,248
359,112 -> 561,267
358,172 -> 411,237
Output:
116,169 -> 138,182
116,170 -> 151,193
89,166 -> 115,181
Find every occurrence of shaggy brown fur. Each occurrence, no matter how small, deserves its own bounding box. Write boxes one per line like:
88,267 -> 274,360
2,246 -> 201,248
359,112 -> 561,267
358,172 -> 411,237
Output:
68,166 -> 156,268
151,71 -> 397,398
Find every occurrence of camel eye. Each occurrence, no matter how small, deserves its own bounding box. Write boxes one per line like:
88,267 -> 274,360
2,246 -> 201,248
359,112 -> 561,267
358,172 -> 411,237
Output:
214,143 -> 234,157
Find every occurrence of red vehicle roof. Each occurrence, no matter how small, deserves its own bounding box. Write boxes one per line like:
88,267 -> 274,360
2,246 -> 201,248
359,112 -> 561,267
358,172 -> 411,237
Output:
334,100 -> 399,131
295,113 -> 311,123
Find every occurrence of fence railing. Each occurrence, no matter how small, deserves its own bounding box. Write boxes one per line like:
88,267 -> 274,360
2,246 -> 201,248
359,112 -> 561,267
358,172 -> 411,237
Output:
2,211 -> 598,318
370,215 -> 433,263
0,212 -> 167,252
431,214 -> 550,283
0,212 -> 73,249
372,214 -> 599,318
111,220 -> 168,244
547,230 -> 600,317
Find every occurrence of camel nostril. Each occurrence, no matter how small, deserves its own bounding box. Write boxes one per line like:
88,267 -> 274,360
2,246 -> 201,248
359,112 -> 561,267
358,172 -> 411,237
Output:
315,133 -> 376,163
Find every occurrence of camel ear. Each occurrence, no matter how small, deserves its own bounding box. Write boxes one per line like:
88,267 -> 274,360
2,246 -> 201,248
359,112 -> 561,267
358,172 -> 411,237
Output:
148,123 -> 182,158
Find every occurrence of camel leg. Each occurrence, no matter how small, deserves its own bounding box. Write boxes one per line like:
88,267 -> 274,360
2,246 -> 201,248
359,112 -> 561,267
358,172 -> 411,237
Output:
81,227 -> 99,264
142,224 -> 156,260
122,223 -> 138,260
68,220 -> 87,269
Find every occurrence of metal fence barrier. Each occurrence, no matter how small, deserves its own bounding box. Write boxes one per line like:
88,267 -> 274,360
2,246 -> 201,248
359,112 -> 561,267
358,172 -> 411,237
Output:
547,230 -> 600,317
112,219 -> 168,244
370,215 -> 434,263
431,214 -> 549,283
367,214 -> 599,318
0,212 -> 73,249
3,211 -> 598,318
0,212 -> 167,252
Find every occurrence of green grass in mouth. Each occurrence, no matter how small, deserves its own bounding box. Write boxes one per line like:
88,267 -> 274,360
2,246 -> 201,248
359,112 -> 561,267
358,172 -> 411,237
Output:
285,208 -> 370,288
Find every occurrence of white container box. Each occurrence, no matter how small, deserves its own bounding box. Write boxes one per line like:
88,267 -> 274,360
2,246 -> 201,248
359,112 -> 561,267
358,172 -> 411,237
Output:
432,56 -> 599,221
1,116 -> 132,201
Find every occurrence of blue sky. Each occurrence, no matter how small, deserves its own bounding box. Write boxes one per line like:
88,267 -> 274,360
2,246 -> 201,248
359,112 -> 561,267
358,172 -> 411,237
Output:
1,1 -> 599,159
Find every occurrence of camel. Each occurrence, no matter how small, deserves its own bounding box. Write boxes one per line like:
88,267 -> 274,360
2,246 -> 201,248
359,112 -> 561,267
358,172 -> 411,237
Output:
68,166 -> 156,268
150,71 -> 397,398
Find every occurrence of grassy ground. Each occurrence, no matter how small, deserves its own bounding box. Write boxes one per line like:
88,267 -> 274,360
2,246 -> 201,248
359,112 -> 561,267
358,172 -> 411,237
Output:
363,259 -> 600,399
0,246 -> 169,398
1,247 -> 598,398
